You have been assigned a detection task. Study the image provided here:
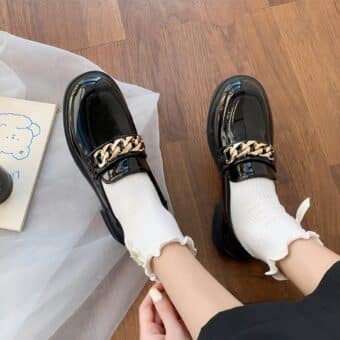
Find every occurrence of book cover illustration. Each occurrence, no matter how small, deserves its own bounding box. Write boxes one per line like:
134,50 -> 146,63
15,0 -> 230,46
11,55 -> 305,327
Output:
0,97 -> 56,231
0,112 -> 41,160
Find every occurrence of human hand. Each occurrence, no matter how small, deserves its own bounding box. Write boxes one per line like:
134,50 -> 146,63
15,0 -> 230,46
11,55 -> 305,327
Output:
139,283 -> 191,340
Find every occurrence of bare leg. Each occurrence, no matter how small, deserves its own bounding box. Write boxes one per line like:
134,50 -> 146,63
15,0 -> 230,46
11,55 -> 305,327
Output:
152,240 -> 340,338
152,243 -> 242,339
278,239 -> 340,295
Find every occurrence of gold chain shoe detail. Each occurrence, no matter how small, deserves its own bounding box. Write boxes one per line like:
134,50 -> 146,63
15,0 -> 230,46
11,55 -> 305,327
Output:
93,136 -> 145,168
223,140 -> 274,165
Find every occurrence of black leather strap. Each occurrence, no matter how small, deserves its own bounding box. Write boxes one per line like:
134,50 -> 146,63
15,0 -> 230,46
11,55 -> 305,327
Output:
226,160 -> 276,182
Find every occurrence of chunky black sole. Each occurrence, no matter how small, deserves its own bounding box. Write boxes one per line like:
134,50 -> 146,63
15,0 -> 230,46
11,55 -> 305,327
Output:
63,71 -> 125,244
207,76 -> 254,260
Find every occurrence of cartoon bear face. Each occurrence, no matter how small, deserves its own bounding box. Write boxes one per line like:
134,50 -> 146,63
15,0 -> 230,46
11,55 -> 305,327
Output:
0,113 -> 40,160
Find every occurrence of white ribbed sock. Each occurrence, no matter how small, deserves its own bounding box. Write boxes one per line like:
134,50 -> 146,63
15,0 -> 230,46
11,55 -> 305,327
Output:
102,172 -> 196,281
230,178 -> 322,280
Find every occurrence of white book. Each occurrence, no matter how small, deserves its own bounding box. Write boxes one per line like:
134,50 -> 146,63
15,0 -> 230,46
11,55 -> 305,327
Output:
0,96 -> 57,231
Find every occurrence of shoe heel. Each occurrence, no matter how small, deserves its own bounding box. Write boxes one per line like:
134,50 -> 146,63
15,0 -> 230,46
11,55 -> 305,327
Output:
212,203 -> 252,261
212,203 -> 229,254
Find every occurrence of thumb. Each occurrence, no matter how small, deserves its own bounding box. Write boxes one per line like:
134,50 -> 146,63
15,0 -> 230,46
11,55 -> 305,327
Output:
149,287 -> 179,330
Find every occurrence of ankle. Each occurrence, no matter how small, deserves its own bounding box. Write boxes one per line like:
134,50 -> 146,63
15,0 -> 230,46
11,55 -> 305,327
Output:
152,242 -> 192,266
279,238 -> 339,275
278,239 -> 339,294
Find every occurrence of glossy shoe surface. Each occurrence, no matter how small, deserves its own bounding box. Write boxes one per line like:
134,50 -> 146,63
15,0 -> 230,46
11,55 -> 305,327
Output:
63,71 -> 167,243
207,75 -> 276,260
0,165 -> 13,203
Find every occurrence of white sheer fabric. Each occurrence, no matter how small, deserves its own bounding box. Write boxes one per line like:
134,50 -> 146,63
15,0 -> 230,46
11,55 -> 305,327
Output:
0,32 -> 170,340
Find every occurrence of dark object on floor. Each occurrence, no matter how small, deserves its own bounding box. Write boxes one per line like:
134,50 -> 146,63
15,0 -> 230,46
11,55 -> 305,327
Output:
199,261 -> 340,340
207,75 -> 276,260
0,165 -> 13,203
63,71 -> 167,244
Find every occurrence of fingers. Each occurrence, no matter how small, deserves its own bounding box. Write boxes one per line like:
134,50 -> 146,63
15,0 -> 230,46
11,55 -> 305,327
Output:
139,284 -> 191,340
139,291 -> 154,326
149,286 -> 179,331
139,282 -> 164,326
139,291 -> 165,338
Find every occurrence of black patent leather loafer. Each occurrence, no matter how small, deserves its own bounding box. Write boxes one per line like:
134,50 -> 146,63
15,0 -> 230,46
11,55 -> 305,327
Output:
207,75 -> 276,260
63,71 -> 167,244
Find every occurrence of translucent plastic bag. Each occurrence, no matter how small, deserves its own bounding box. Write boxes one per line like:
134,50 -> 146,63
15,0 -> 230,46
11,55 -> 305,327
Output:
0,32 -> 169,340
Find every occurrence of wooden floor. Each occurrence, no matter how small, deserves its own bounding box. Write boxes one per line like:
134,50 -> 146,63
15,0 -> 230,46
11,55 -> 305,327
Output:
1,0 -> 340,338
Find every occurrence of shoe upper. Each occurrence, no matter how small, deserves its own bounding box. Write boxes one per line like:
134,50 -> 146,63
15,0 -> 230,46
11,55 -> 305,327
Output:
64,71 -> 151,184
64,72 -> 137,156
63,71 -> 167,244
208,75 -> 276,182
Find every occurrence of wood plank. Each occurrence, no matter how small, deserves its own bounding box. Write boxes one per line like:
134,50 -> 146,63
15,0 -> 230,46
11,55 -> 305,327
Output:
330,164 -> 340,196
268,0 -> 295,6
0,0 -> 9,31
203,0 -> 269,28
119,0 -> 207,35
4,0 -> 125,50
272,0 -> 340,166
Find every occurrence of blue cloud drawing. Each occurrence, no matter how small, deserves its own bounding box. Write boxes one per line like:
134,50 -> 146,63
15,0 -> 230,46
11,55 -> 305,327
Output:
0,113 -> 41,160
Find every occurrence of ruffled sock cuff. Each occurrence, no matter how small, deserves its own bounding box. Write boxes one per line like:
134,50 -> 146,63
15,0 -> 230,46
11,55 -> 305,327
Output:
144,236 -> 197,281
265,231 -> 323,281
